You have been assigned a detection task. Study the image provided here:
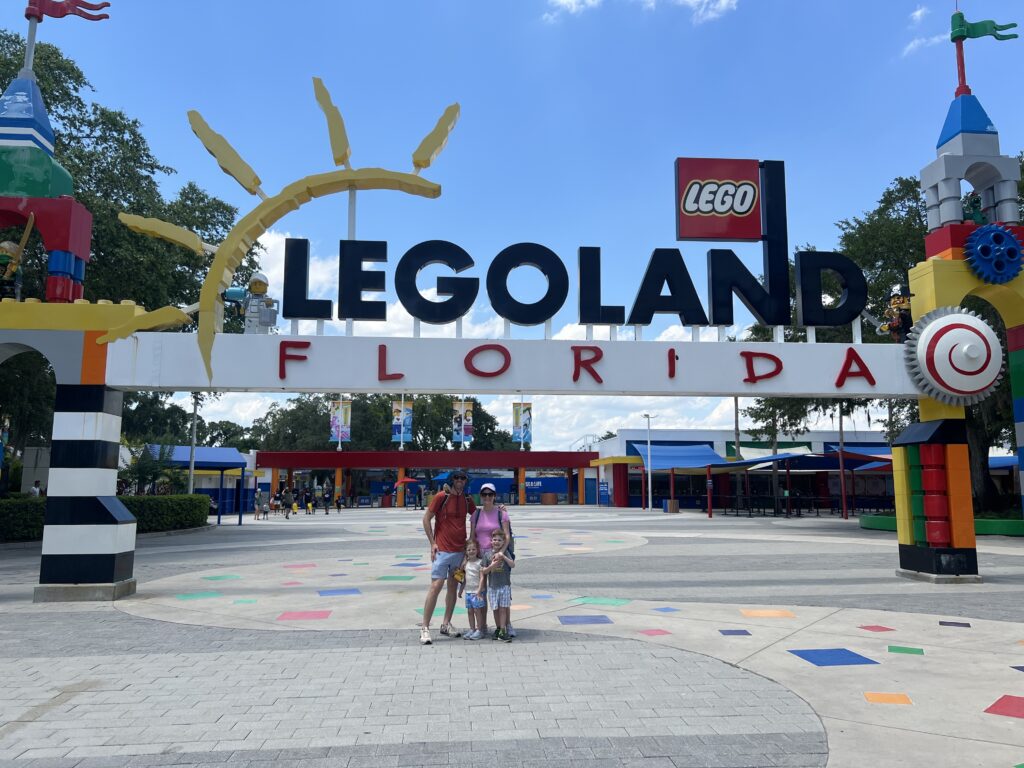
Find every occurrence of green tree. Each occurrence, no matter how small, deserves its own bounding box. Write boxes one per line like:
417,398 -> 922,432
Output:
743,397 -> 809,507
0,32 -> 262,457
121,393 -> 195,446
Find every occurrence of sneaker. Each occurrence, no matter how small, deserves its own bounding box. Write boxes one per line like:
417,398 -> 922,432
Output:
419,626 -> 432,645
508,622 -> 517,638
492,628 -> 501,640
495,628 -> 509,642
502,629 -> 513,643
464,629 -> 480,640
439,624 -> 462,638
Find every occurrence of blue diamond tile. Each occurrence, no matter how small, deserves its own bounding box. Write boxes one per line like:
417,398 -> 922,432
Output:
318,588 -> 362,597
1012,665 -> 1024,673
653,607 -> 680,613
558,615 -> 612,625
392,562 -> 425,567
939,620 -> 971,628
788,648 -> 879,667
329,573 -> 348,577
531,594 -> 554,599
720,629 -> 751,636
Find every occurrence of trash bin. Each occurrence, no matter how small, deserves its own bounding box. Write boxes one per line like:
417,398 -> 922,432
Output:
382,493 -> 393,508
540,492 -> 558,505
663,499 -> 680,514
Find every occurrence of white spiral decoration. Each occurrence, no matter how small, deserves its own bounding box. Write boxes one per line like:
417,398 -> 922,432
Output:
905,307 -> 1003,405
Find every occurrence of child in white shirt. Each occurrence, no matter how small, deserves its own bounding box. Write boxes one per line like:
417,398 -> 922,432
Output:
458,539 -> 487,640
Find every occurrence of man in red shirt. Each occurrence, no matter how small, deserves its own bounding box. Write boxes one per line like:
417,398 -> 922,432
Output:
420,469 -> 476,645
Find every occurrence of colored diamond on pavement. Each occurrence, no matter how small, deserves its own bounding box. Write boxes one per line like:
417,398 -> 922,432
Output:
395,555 -> 420,559
1012,666 -> 1024,673
939,620 -> 971,627
378,575 -> 415,581
277,611 -> 331,621
743,609 -> 795,618
531,594 -> 554,599
510,605 -> 532,611
888,646 -> 924,655
416,606 -> 467,616
789,648 -> 879,667
859,625 -> 895,632
175,592 -> 222,600
232,599 -> 257,604
864,692 -> 912,705
284,563 -> 316,568
572,597 -> 631,606
639,629 -> 671,636
282,581 -> 303,586
720,629 -> 751,636
559,615 -> 613,625
329,573 -> 348,577
653,606 -> 680,613
984,695 -> 1024,719
392,562 -> 425,567
318,588 -> 362,596
201,574 -> 241,581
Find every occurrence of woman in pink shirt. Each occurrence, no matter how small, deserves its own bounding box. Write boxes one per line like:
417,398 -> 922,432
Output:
471,483 -> 511,558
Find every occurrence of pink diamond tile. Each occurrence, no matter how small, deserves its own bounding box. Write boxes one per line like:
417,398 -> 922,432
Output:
282,581 -> 303,586
859,625 -> 896,632
639,629 -> 671,636
985,695 -> 1024,719
414,567 -> 431,571
284,563 -> 317,569
277,610 -> 331,621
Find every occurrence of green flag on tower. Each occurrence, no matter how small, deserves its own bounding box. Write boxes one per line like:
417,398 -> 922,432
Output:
950,12 -> 1018,42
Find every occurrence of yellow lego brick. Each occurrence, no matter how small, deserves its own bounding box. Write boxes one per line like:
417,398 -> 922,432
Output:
928,247 -> 964,261
0,301 -> 144,332
919,398 -> 965,422
892,449 -> 915,546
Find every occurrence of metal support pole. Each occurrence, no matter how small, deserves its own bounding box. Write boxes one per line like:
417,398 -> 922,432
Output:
643,413 -> 656,512
838,405 -> 848,520
706,465 -> 713,518
21,19 -> 38,77
238,467 -> 245,525
187,392 -> 198,494
217,469 -> 224,526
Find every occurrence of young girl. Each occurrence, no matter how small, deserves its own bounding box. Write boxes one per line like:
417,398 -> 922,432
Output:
481,529 -> 515,642
458,540 -> 487,640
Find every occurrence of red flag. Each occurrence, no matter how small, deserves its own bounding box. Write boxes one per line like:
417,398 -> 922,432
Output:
25,0 -> 111,22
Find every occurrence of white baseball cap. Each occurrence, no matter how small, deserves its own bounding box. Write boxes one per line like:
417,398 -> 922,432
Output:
480,483 -> 497,493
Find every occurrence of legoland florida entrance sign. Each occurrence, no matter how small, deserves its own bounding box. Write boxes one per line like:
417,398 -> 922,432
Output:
1,3 -> 1020,597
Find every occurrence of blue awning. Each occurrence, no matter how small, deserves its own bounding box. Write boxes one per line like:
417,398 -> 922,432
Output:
640,444 -> 807,473
148,445 -> 247,470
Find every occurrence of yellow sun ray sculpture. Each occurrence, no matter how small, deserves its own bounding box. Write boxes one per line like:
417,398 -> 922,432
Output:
114,78 -> 460,380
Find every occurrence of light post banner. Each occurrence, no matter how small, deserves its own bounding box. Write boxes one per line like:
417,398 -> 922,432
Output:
452,402 -> 474,444
329,399 -> 351,443
513,402 -> 532,444
391,400 -> 412,443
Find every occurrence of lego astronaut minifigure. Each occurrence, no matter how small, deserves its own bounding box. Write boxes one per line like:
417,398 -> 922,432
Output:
224,271 -> 278,334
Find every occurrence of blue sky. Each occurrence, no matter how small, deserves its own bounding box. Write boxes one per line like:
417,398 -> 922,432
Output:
12,1 -> 1023,448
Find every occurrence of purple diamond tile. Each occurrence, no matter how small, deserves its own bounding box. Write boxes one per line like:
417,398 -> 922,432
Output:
558,615 -> 613,625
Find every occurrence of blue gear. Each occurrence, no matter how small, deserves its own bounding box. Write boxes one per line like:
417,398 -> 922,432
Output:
965,224 -> 1022,285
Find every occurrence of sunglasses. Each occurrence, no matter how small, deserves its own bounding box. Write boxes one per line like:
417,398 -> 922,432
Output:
481,491 -> 495,497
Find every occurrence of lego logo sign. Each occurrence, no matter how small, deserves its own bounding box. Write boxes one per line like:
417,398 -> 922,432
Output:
675,158 -> 763,242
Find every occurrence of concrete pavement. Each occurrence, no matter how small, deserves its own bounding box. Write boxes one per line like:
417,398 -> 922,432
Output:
1,505 -> 1023,767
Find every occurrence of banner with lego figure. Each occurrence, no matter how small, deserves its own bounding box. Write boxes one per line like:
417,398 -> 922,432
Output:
391,400 -> 412,444
512,402 -> 532,444
329,400 -> 351,443
452,402 -> 473,444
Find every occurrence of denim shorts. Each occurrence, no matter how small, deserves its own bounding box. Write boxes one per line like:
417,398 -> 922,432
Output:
465,592 -> 486,610
431,550 -> 463,581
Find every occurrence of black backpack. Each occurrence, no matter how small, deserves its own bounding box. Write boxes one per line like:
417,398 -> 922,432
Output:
472,505 -> 515,560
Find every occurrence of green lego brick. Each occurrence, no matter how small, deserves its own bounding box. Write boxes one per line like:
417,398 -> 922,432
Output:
908,464 -> 923,493
0,145 -> 73,198
910,494 -> 925,518
913,519 -> 927,543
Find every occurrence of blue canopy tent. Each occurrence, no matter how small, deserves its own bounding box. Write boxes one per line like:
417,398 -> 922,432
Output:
147,445 -> 248,525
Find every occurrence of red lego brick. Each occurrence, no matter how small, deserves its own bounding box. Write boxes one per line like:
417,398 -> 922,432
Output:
921,468 -> 946,492
918,444 -> 946,467
0,196 -> 92,262
925,519 -> 951,547
45,275 -> 73,303
925,224 -> 978,257
924,494 -> 949,519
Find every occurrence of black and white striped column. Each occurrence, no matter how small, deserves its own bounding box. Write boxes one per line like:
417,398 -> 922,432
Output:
37,385 -> 136,598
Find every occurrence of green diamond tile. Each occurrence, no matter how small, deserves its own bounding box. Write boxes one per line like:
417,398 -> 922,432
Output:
378,575 -> 416,581
571,597 -> 631,606
175,591 -> 223,600
888,645 -> 924,655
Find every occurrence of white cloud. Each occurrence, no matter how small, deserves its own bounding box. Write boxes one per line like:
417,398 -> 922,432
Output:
639,0 -> 738,23
546,0 -> 738,24
543,0 -> 601,22
169,392 -> 285,428
902,33 -> 945,57
909,5 -> 929,26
